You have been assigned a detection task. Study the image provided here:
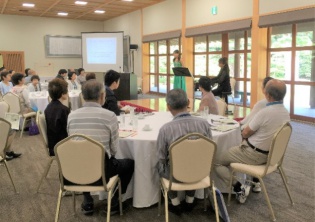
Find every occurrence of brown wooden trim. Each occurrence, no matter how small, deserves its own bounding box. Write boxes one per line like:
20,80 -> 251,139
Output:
259,5 -> 315,17
291,114 -> 315,123
186,17 -> 252,30
290,24 -> 296,116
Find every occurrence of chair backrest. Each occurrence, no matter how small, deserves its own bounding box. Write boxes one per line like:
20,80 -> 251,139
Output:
216,99 -> 227,116
0,101 -> 9,119
169,133 -> 217,184
3,92 -> 21,114
264,122 -> 292,174
36,111 -> 49,150
54,134 -> 106,186
230,78 -> 236,93
0,118 -> 11,158
0,92 -> 3,101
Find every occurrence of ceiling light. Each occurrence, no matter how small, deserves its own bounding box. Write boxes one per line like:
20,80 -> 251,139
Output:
94,10 -> 105,14
22,3 -> 35,7
58,12 -> 68,16
122,0 -> 134,2
75,1 -> 87,5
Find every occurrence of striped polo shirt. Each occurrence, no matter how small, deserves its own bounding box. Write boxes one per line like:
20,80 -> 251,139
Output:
67,102 -> 119,158
157,112 -> 212,165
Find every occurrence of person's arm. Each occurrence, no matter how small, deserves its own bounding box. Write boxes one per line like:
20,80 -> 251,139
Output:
109,114 -> 119,157
156,128 -> 167,165
0,83 -> 4,95
211,70 -> 227,85
180,57 -> 185,67
242,109 -> 264,139
198,97 -> 210,113
241,126 -> 255,138
104,95 -> 121,115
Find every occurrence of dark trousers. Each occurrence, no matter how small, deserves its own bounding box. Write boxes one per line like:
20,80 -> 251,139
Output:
83,158 -> 134,204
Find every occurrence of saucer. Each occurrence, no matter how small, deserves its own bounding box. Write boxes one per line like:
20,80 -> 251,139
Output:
142,127 -> 152,131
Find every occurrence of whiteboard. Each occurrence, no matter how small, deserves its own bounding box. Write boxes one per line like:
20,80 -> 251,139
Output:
45,35 -> 81,57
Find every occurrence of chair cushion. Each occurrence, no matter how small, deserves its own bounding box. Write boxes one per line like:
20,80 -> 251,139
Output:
230,163 -> 278,177
23,112 -> 36,118
161,176 -> 211,192
64,175 -> 119,192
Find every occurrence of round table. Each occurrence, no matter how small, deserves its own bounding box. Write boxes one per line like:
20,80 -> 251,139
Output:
29,91 -> 49,113
114,111 -> 242,208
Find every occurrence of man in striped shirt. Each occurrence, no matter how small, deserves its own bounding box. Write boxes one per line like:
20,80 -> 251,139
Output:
157,89 -> 212,215
67,80 -> 134,216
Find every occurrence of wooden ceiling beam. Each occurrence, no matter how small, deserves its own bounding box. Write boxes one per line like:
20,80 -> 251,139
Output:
1,0 -> 9,14
40,0 -> 62,17
74,0 -> 117,19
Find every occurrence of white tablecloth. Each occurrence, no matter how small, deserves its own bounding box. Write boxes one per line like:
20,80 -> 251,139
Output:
115,112 -> 242,208
69,90 -> 81,111
29,91 -> 49,113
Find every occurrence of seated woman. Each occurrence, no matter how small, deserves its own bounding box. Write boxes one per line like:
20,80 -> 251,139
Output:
102,70 -> 123,116
10,73 -> 34,114
211,57 -> 231,104
197,76 -> 219,115
67,71 -> 81,91
44,79 -> 70,156
0,71 -> 13,96
27,75 -> 41,92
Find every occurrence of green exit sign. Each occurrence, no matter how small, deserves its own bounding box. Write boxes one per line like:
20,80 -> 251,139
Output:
212,6 -> 218,15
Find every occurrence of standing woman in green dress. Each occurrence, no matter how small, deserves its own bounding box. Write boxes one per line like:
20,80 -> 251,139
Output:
173,49 -> 187,91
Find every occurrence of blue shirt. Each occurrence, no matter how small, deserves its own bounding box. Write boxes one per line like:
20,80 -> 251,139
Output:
0,82 -> 13,95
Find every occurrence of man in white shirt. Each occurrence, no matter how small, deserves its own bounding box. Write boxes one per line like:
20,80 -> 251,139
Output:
215,79 -> 290,204
240,77 -> 273,129
24,69 -> 36,85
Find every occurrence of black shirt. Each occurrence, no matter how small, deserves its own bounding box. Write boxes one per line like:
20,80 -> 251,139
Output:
102,86 -> 121,116
44,100 -> 70,156
211,66 -> 231,92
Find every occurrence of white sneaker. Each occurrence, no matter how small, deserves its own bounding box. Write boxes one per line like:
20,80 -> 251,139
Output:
252,182 -> 262,193
236,185 -> 251,204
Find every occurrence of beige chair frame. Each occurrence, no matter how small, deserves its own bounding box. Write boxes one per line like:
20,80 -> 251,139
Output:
54,134 -> 122,222
0,100 -> 9,119
0,118 -> 18,193
216,99 -> 227,116
158,133 -> 220,222
3,92 -> 36,138
228,122 -> 294,221
36,111 -> 56,192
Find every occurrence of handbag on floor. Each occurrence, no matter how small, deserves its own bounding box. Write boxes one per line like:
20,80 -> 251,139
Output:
209,186 -> 230,222
29,118 -> 39,136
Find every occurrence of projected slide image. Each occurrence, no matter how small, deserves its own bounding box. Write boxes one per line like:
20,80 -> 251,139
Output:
86,38 -> 117,64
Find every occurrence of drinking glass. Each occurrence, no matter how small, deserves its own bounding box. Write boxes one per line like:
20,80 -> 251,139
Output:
120,112 -> 125,127
132,116 -> 138,131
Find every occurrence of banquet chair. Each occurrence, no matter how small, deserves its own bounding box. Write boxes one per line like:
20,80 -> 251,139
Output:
0,118 -> 18,193
54,134 -> 123,222
0,101 -> 9,118
3,92 -> 36,138
36,111 -> 56,193
158,133 -> 219,222
0,92 -> 3,101
228,122 -> 294,222
216,99 -> 227,116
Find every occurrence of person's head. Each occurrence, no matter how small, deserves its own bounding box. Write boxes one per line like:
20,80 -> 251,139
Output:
68,68 -> 75,72
48,78 -> 68,101
78,68 -> 85,76
0,67 -> 5,73
68,71 -> 76,81
58,69 -> 68,77
25,68 -> 30,76
82,80 -> 105,105
8,70 -> 15,75
104,70 -> 120,89
198,77 -> 212,92
262,76 -> 273,94
1,71 -> 11,82
166,89 -> 189,115
31,75 -> 40,86
28,69 -> 36,76
218,57 -> 228,68
11,73 -> 25,86
264,79 -> 286,102
86,72 -> 96,81
173,49 -> 181,62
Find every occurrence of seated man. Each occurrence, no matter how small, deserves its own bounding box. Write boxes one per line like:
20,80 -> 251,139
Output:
2,131 -> 22,161
197,76 -> 219,115
44,79 -> 70,156
102,70 -> 123,116
77,68 -> 86,84
85,72 -> 96,81
215,79 -> 290,203
27,75 -> 42,92
55,69 -> 67,81
67,80 -> 134,216
240,77 -> 273,129
157,89 -> 212,215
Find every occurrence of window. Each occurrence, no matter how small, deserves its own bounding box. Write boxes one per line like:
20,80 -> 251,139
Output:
149,38 -> 180,94
268,22 -> 315,121
193,30 -> 251,107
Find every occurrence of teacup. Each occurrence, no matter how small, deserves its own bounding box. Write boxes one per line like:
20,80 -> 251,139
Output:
143,124 -> 151,131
